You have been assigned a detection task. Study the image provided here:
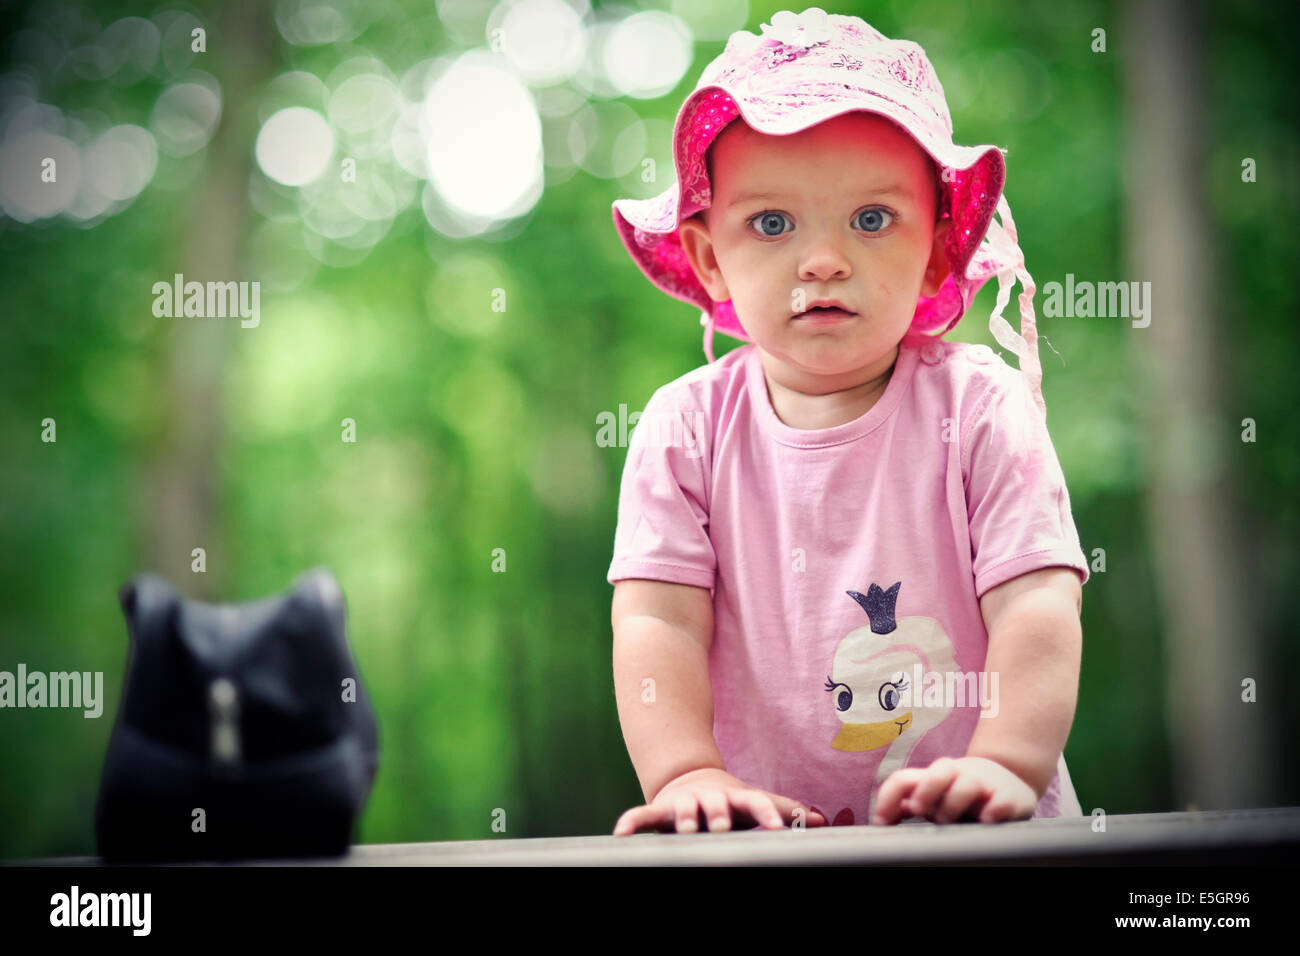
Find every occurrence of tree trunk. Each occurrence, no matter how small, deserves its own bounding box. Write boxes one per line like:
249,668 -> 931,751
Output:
141,0 -> 274,596
1122,0 -> 1278,809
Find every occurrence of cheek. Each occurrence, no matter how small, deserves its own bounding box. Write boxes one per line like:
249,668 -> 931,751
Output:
723,249 -> 782,297
876,235 -> 933,285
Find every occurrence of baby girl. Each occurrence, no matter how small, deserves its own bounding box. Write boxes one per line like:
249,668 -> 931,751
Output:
606,9 -> 1088,833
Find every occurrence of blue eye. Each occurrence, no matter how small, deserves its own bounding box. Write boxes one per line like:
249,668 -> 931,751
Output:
749,212 -> 792,237
854,208 -> 893,232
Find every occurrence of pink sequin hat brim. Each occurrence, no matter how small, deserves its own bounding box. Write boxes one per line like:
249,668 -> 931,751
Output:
612,11 -> 1009,351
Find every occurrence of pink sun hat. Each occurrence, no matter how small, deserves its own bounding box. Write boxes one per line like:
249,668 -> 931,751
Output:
611,7 -> 1049,417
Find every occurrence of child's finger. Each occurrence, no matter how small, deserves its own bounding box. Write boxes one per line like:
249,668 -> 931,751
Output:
672,793 -> 703,833
769,793 -> 829,828
802,806 -> 829,827
932,772 -> 987,824
613,804 -> 666,836
871,768 -> 925,824
905,758 -> 961,819
612,806 -> 642,835
977,790 -> 1029,827
695,789 -> 733,832
978,794 -> 1018,824
728,790 -> 784,829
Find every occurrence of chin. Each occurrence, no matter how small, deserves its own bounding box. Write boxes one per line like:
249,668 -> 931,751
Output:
786,348 -> 872,377
785,332 -> 875,360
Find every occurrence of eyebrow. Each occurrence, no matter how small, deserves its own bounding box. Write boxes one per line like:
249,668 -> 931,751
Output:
725,184 -> 917,207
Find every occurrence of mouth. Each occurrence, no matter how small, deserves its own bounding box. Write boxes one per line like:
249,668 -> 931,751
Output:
793,306 -> 856,323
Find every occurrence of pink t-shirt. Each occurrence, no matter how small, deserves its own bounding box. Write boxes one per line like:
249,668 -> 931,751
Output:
607,337 -> 1090,826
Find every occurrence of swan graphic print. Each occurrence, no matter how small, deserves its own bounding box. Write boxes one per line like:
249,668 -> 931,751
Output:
818,581 -> 963,823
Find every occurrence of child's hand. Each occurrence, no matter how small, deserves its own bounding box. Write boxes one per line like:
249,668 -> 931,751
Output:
871,756 -> 1038,826
613,768 -> 828,835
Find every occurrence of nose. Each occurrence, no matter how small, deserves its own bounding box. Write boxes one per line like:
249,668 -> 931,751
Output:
797,230 -> 853,282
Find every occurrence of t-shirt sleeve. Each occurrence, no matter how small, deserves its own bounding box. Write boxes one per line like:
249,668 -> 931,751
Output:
606,385 -> 716,590
963,370 -> 1090,600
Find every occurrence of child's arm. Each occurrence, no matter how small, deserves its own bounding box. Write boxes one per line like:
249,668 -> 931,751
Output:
873,567 -> 1083,824
611,578 -> 725,800
610,578 -> 825,834
965,566 -> 1083,795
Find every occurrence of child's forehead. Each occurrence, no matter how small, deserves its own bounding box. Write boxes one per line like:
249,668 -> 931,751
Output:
708,114 -> 935,191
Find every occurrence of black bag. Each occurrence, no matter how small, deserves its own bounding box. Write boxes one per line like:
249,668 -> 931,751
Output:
94,567 -> 380,861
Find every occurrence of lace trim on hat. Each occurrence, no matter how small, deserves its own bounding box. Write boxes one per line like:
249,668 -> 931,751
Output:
982,194 -> 1046,420
701,309 -> 717,364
